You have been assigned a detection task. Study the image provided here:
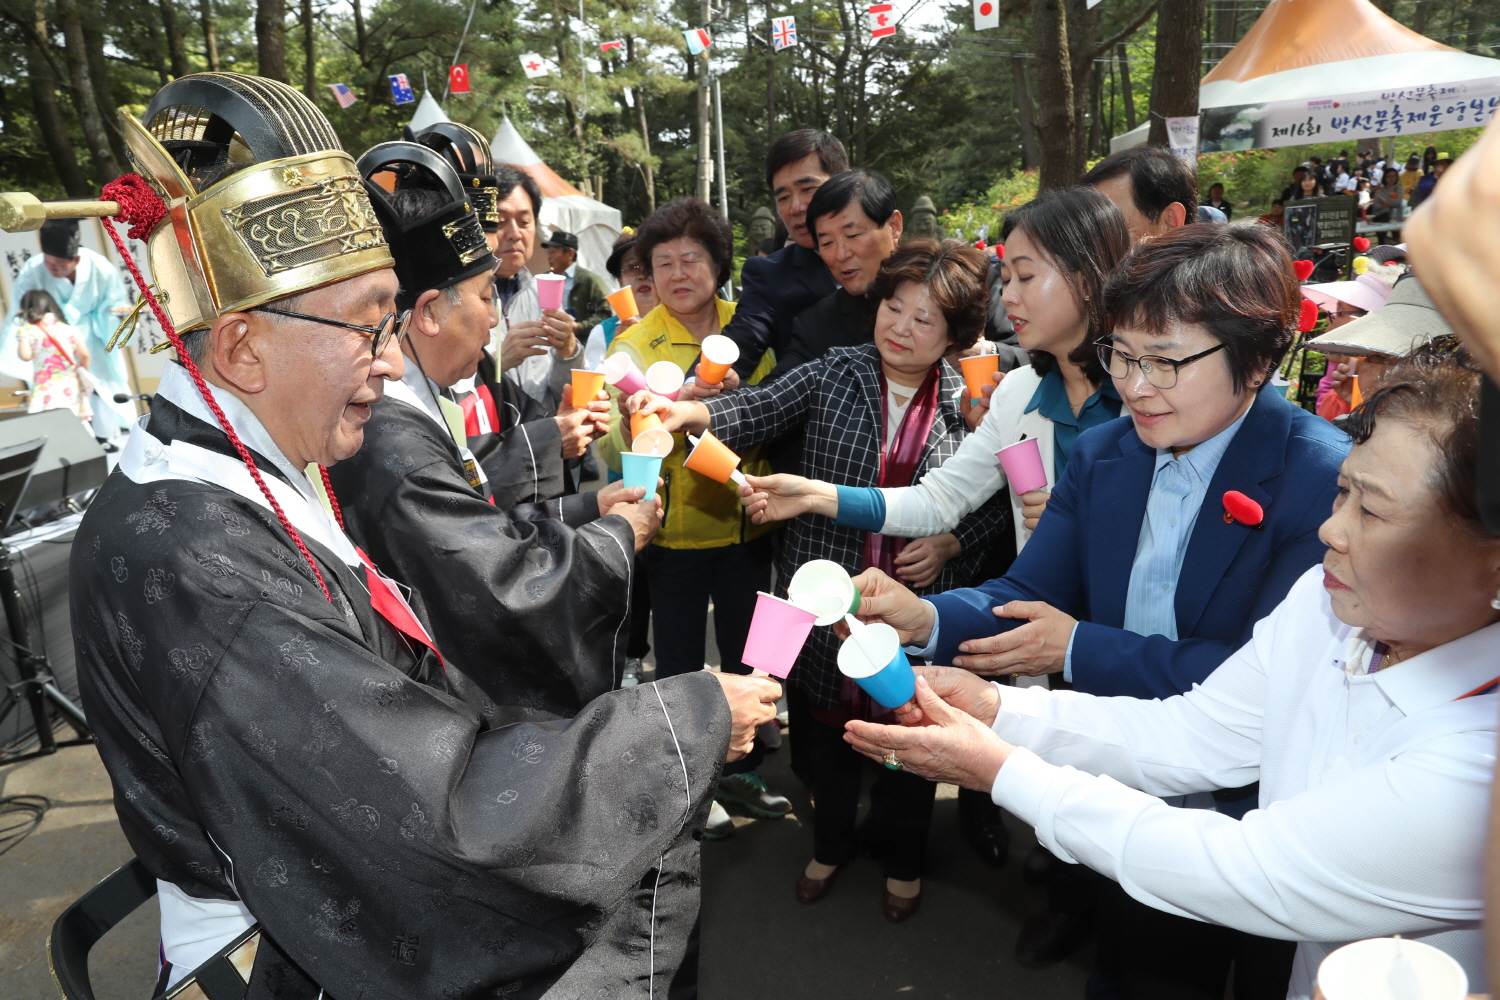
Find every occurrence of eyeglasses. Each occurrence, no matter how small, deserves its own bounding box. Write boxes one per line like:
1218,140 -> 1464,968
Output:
1097,341 -> 1226,390
255,307 -> 404,358
620,262 -> 646,278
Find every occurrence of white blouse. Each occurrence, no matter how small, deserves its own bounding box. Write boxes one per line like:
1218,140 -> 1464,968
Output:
989,565 -> 1496,998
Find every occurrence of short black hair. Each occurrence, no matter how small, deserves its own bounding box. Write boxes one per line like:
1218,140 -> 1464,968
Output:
1272,198 -> 1285,207
494,164 -> 542,216
39,218 -> 80,259
635,197 -> 735,287
388,183 -> 449,223
20,289 -> 62,325
765,129 -> 848,191
1080,146 -> 1198,224
806,169 -> 897,239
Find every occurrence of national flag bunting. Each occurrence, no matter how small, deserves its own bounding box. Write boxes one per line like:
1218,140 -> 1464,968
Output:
449,64 -> 471,94
973,0 -> 999,30
327,82 -> 358,108
684,27 -> 713,55
388,73 -> 415,105
868,4 -> 897,42
519,53 -> 555,79
772,16 -> 798,51
600,39 -> 624,54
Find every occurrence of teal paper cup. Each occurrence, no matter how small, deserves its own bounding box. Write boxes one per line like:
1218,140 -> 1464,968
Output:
620,451 -> 664,496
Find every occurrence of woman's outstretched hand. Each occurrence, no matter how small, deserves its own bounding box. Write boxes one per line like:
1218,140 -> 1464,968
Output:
844,674 -> 1013,793
892,666 -> 1001,728
738,474 -> 838,523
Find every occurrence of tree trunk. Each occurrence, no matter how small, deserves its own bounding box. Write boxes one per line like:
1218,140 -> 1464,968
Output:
27,0 -> 90,195
625,36 -> 655,213
765,0 -> 776,147
350,0 -> 368,65
1066,0 -> 1098,179
1011,56 -> 1041,170
256,0 -> 287,81
1117,42 -> 1136,130
1147,0 -> 1204,146
1031,0 -> 1077,190
159,0 -> 190,77
144,5 -> 171,85
301,0 -> 315,98
54,0 -> 121,180
1413,0 -> 1429,35
1090,64 -> 1103,157
199,0 -> 220,70
81,0 -> 128,169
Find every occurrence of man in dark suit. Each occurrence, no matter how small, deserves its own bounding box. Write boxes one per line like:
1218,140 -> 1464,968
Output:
724,129 -> 847,378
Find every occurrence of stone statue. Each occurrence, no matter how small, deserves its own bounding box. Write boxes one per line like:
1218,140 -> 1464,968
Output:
904,196 -> 945,242
746,206 -> 777,252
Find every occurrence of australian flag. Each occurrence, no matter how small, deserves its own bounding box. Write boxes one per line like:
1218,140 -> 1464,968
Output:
389,73 -> 415,105
772,16 -> 798,51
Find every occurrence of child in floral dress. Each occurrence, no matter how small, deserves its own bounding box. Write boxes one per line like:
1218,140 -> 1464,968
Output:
15,289 -> 92,432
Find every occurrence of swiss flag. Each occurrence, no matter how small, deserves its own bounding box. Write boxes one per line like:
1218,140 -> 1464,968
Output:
449,64 -> 470,94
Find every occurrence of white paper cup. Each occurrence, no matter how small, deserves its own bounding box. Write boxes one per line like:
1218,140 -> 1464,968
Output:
646,361 -> 686,397
1316,937 -> 1467,1000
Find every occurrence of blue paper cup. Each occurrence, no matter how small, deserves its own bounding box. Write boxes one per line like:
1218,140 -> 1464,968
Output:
836,623 -> 916,710
619,451 -> 664,496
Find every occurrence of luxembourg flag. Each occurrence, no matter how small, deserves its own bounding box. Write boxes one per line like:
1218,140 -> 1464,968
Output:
868,4 -> 897,42
326,82 -> 357,108
772,16 -> 798,51
684,27 -> 713,55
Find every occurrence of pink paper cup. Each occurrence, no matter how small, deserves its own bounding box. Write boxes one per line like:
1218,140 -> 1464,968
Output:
646,361 -> 686,397
996,437 -> 1048,495
602,353 -> 649,395
535,273 -> 566,311
741,592 -> 818,678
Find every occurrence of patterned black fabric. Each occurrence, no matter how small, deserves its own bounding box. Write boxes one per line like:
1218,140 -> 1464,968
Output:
72,399 -> 728,999
706,344 -> 1008,709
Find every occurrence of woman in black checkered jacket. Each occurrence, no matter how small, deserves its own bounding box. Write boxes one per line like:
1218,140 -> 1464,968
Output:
626,239 -> 1009,921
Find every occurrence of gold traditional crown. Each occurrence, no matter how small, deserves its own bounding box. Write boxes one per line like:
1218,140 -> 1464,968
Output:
0,73 -> 393,336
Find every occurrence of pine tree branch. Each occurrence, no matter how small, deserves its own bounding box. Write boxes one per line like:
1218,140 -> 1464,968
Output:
1092,0 -> 1158,61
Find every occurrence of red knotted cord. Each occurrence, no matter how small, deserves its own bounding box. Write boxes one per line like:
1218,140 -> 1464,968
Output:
317,465 -> 346,529
100,175 -> 333,604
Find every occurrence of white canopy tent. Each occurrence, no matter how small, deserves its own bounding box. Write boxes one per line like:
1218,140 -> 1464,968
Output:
491,118 -> 623,279
1111,0 -> 1500,152
408,91 -> 450,132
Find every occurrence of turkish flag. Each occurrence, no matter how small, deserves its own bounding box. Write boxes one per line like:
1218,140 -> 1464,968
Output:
449,64 -> 471,94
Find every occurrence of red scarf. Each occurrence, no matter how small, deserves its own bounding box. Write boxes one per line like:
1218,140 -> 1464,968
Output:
861,366 -> 941,576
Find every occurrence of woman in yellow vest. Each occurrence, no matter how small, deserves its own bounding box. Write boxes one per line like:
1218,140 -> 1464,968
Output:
599,197 -> 788,836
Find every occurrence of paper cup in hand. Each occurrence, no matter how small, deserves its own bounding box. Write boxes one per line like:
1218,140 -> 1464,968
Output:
646,361 -> 685,397
631,427 -> 674,458
535,273 -> 566,311
1316,937 -> 1467,1000
742,592 -> 818,678
619,451 -> 665,495
683,432 -> 741,484
697,334 -> 740,384
837,618 -> 915,710
996,437 -> 1048,495
788,559 -> 862,626
602,353 -> 649,395
631,410 -> 664,439
959,353 -> 1000,403
606,286 -> 639,321
571,369 -> 606,404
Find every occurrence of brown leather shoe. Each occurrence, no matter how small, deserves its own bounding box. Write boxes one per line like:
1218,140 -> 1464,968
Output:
795,867 -> 841,904
881,887 -> 922,922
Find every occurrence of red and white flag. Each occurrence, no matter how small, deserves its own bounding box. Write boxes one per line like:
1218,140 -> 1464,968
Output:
684,27 -> 713,55
519,53 -> 555,79
868,3 -> 897,42
448,64 -> 470,94
973,0 -> 999,30
600,39 -> 624,54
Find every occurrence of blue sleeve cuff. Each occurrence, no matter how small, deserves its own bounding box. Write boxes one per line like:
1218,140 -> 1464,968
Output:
903,600 -> 940,659
1062,622 -> 1078,684
833,485 -> 886,532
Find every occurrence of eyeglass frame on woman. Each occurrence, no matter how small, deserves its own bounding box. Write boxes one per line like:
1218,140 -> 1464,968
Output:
253,306 -> 406,358
1096,340 -> 1227,390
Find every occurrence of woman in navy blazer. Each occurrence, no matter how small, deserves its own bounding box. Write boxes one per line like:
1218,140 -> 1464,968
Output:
853,224 -> 1349,999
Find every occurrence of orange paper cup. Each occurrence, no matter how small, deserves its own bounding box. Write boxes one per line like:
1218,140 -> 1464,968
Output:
632,427 -> 675,457
630,410 -> 665,439
683,432 -> 741,484
571,369 -> 607,404
959,353 -> 1000,402
606,286 -> 639,322
697,333 -> 740,384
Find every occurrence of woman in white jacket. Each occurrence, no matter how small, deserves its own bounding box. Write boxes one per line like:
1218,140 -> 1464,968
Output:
742,185 -> 1131,560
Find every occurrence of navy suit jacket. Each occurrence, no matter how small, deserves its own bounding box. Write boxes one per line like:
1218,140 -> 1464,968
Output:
928,389 -> 1350,699
724,242 -> 836,377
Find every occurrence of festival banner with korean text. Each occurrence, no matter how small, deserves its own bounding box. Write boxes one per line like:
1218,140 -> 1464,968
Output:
1199,78 -> 1500,152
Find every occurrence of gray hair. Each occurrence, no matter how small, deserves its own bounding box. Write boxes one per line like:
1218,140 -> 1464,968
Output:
179,292 -> 308,369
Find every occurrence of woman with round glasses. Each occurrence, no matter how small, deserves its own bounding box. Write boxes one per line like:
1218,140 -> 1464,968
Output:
846,223 -> 1350,997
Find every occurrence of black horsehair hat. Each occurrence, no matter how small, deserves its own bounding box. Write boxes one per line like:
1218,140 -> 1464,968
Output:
358,142 -> 496,311
408,122 -> 501,233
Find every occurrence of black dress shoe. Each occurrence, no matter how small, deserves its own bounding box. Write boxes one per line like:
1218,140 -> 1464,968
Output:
958,791 -> 1010,867
1014,909 -> 1092,968
1022,843 -> 1058,886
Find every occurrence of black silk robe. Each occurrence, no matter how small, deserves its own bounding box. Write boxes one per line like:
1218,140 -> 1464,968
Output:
469,352 -> 569,511
72,399 -> 727,999
325,385 -> 635,718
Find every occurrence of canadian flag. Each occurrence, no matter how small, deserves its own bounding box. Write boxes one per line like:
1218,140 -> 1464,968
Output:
868,4 -> 897,42
449,64 -> 470,94
973,0 -> 999,30
519,53 -> 554,79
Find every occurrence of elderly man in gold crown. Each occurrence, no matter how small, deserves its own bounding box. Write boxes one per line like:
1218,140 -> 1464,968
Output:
46,73 -> 777,998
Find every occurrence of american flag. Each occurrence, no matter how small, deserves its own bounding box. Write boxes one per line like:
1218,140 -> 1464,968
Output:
326,82 -> 357,108
868,3 -> 897,42
772,16 -> 798,51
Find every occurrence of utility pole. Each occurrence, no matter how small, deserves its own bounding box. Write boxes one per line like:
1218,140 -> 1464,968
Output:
695,0 -> 713,202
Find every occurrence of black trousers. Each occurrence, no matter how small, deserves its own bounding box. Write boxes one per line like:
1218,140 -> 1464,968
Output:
1090,880 -> 1296,1000
793,696 -> 936,882
627,553 -> 652,660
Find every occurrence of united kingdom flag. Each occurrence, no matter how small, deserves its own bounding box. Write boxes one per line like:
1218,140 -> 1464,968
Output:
772,16 -> 798,51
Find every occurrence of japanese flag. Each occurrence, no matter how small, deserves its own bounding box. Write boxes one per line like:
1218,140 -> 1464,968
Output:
974,0 -> 999,29
519,53 -> 555,79
449,64 -> 470,94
